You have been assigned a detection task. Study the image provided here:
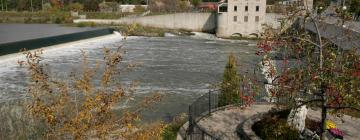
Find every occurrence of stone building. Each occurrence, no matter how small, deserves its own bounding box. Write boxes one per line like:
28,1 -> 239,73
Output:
216,0 -> 266,37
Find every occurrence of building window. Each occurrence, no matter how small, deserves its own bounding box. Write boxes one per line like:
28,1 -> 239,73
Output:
244,16 -> 248,22
219,5 -> 228,12
234,6 -> 237,12
234,16 -> 237,22
245,6 -> 248,12
255,16 -> 259,22
256,6 -> 259,12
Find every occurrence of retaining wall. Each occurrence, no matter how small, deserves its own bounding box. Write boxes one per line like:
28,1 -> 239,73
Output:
74,13 -> 217,33
0,28 -> 113,56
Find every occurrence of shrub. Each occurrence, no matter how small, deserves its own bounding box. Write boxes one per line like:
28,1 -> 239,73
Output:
76,22 -> 96,27
218,54 -> 240,106
134,5 -> 146,13
24,17 -> 32,23
252,109 -> 300,140
162,113 -> 187,140
16,48 -> 163,139
54,17 -> 62,24
67,3 -> 84,12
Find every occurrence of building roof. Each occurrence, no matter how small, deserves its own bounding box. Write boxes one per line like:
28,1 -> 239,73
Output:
198,2 -> 218,10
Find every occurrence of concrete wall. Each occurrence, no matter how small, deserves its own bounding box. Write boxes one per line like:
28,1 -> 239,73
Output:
119,5 -> 148,13
74,13 -> 217,33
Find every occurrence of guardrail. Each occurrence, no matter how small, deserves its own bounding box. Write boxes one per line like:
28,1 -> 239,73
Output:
187,90 -> 219,140
185,85 -> 322,139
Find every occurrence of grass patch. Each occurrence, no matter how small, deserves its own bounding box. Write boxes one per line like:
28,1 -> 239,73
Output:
76,22 -> 96,27
80,12 -> 133,19
0,11 -> 73,24
161,113 -> 187,140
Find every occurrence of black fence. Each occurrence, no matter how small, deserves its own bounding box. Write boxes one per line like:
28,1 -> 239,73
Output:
186,89 -> 268,140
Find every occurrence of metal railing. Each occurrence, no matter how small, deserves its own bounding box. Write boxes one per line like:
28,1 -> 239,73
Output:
186,89 -> 268,140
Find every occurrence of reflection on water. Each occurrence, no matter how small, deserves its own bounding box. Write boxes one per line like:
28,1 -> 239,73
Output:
0,34 -> 261,121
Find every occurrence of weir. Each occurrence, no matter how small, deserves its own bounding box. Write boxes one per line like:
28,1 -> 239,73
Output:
0,24 -> 114,56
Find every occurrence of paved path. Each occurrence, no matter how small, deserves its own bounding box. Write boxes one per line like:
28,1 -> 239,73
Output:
307,109 -> 360,140
195,104 -> 360,140
197,104 -> 274,140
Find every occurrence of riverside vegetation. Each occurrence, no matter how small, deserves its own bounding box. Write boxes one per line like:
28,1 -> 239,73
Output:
0,33 -> 187,140
0,11 -> 131,24
218,54 -> 261,107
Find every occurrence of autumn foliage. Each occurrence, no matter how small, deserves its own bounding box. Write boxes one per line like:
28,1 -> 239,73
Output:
19,47 -> 164,139
256,8 -> 360,139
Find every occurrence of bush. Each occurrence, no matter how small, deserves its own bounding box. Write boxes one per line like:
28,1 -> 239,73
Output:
76,22 -> 96,27
162,113 -> 187,140
82,12 -> 130,19
67,3 -> 84,12
218,54 -> 240,106
24,17 -> 32,23
54,17 -> 62,24
252,109 -> 300,140
133,5 -> 146,13
0,11 -> 73,24
16,48 -> 163,139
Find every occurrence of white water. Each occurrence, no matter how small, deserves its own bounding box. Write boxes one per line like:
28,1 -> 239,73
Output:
0,33 -> 124,101
190,32 -> 250,44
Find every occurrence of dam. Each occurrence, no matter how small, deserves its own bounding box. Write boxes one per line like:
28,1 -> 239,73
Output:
0,23 -> 113,55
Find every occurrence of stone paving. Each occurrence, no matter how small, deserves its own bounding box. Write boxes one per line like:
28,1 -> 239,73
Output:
194,104 -> 360,140
307,109 -> 360,140
196,104 -> 274,140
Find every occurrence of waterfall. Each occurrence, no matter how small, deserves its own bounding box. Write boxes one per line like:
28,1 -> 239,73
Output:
190,32 -> 218,40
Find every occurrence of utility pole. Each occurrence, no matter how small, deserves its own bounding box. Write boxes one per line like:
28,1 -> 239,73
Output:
30,0 -> 33,12
1,0 -> 4,11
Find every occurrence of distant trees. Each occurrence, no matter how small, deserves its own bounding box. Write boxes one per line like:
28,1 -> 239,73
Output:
0,0 -> 217,12
67,2 -> 84,11
148,0 -> 191,12
191,0 -> 201,7
82,0 -> 101,11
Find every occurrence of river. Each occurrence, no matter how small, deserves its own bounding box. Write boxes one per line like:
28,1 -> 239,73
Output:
0,33 -> 261,122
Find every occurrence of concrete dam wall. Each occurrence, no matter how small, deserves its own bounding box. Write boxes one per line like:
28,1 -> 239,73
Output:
74,13 -> 217,33
0,24 -> 113,56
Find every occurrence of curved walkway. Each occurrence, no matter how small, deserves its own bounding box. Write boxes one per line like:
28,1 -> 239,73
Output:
196,104 -> 274,140
191,104 -> 360,140
307,109 -> 360,140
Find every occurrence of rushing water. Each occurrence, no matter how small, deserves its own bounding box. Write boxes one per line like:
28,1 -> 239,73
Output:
0,33 -> 261,121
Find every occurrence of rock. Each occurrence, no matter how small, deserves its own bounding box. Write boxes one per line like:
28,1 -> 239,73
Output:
287,104 -> 308,132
